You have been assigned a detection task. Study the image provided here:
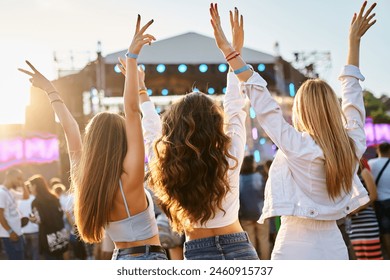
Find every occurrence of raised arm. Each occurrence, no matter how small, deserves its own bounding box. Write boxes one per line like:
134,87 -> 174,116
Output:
18,61 -> 82,163
223,7 -> 247,168
210,3 -> 253,82
347,1 -> 377,67
117,57 -> 161,164
340,1 -> 377,158
121,15 -> 156,184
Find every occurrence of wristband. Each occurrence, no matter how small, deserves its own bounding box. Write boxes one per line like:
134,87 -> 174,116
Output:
139,90 -> 147,96
125,52 -> 138,59
233,64 -> 253,75
7,228 -> 13,234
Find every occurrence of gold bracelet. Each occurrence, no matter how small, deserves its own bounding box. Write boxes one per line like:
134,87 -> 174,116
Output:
139,90 -> 147,96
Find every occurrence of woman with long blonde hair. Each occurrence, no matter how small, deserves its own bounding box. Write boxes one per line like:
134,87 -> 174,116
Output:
210,1 -> 377,259
19,15 -> 167,260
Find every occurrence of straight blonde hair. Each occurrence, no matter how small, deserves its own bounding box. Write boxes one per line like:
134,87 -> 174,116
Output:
72,112 -> 127,243
293,79 -> 357,200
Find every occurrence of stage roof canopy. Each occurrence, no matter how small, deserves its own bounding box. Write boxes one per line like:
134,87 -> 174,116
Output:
105,32 -> 276,65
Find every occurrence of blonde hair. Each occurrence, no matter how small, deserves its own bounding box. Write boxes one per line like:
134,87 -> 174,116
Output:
72,112 -> 127,243
293,79 -> 357,199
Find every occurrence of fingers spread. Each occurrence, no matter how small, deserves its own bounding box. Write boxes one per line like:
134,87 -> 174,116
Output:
139,19 -> 154,34
117,64 -> 126,76
118,57 -> 126,69
25,60 -> 38,73
135,14 -> 141,35
358,1 -> 368,18
363,2 -> 377,19
18,68 -> 34,76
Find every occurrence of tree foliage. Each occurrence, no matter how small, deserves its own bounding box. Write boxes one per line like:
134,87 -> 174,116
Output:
363,90 -> 390,123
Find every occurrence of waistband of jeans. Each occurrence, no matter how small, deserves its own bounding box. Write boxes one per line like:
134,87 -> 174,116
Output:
113,245 -> 166,257
184,232 -> 249,249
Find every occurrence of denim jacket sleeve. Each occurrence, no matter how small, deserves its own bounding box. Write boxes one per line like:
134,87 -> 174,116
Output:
338,65 -> 366,159
140,101 -> 162,162
241,72 -> 312,159
224,71 -> 247,172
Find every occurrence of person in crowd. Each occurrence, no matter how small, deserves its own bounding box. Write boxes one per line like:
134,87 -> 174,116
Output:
52,182 -> 73,259
18,187 -> 40,260
49,177 -> 62,188
18,15 -> 167,260
132,6 -> 258,260
210,1 -> 376,259
29,174 -> 68,260
239,155 -> 270,259
368,142 -> 390,259
0,168 -> 29,259
347,158 -> 383,259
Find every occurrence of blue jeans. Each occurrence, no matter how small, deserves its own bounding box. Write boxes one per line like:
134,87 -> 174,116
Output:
23,232 -> 40,260
112,245 -> 168,260
1,236 -> 25,260
184,232 -> 259,260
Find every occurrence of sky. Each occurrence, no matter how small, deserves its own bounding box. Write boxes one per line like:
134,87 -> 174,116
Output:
0,0 -> 389,124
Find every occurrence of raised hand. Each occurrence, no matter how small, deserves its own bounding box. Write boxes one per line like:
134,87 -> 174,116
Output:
347,1 -> 377,67
128,15 -> 156,55
230,7 -> 244,53
350,1 -> 377,42
210,3 -> 232,54
117,57 -> 146,89
18,61 -> 55,93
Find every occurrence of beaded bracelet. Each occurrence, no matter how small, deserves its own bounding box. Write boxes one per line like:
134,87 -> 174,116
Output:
225,50 -> 237,60
227,52 -> 240,62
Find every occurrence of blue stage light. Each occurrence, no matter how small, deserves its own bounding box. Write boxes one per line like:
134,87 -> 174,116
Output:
289,83 -> 296,97
178,64 -> 187,73
208,87 -> 215,95
218,64 -> 228,72
250,107 -> 256,119
258,64 -> 266,72
114,65 -> 121,73
156,64 -> 166,73
222,87 -> 227,94
199,64 -> 208,73
147,89 -> 153,96
254,150 -> 261,163
161,88 -> 169,96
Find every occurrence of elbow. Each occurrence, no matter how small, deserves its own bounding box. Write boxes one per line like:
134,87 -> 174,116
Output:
125,104 -> 141,115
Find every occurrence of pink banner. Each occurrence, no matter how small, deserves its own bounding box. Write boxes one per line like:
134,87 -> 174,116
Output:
0,137 -> 59,171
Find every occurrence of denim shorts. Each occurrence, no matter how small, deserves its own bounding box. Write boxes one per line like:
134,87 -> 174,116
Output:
183,232 -> 259,260
1,236 -> 25,260
111,245 -> 168,260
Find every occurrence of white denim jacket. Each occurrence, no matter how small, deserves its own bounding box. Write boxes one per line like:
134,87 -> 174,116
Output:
240,65 -> 369,223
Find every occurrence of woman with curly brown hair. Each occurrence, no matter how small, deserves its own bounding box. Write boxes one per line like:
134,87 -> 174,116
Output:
141,8 -> 258,260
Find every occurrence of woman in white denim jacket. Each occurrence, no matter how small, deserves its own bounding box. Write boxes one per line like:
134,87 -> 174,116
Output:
211,1 -> 377,259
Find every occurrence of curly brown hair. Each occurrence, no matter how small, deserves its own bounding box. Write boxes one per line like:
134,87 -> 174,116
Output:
149,92 -> 237,233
